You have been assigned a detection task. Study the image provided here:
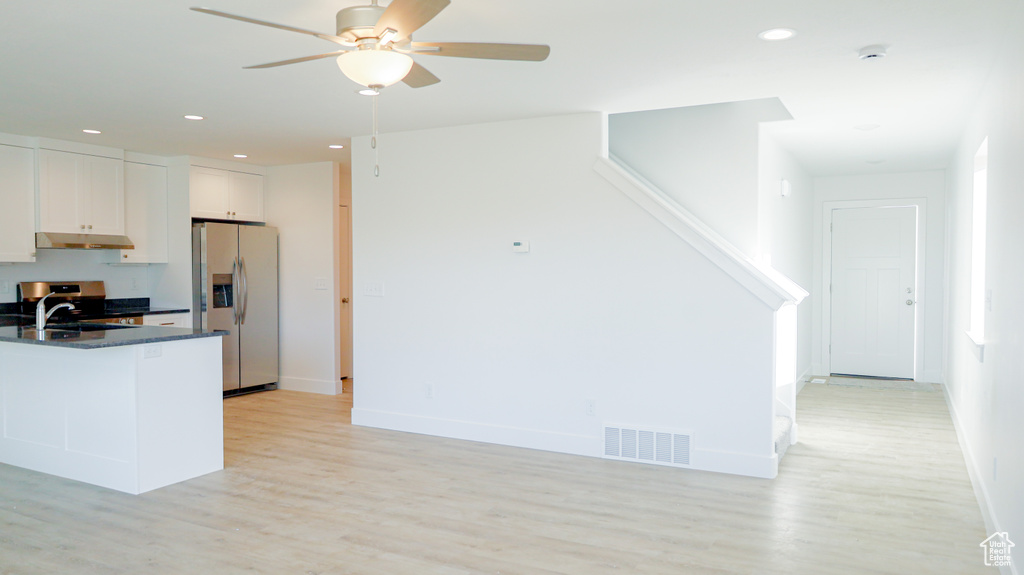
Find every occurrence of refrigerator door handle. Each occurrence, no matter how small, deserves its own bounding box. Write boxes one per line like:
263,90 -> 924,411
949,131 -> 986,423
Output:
231,257 -> 240,325
240,256 -> 249,324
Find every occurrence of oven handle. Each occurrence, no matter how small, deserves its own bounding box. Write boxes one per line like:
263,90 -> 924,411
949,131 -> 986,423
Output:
240,256 -> 249,325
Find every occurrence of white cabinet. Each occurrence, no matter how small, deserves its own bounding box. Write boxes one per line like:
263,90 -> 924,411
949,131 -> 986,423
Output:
189,166 -> 264,222
0,143 -> 37,262
107,162 -> 168,264
143,313 -> 191,328
38,149 -> 125,235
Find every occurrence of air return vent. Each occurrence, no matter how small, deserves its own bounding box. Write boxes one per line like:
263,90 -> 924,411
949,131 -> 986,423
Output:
603,424 -> 692,468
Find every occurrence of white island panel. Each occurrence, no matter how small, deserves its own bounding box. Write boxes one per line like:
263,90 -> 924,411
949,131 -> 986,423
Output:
0,336 -> 223,494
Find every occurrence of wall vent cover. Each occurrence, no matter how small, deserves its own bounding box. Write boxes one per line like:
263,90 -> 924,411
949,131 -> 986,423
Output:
603,424 -> 692,467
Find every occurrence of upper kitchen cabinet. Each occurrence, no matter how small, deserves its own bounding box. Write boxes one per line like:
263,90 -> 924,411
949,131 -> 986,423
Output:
38,148 -> 125,236
190,166 -> 264,223
0,142 -> 37,262
107,161 -> 168,264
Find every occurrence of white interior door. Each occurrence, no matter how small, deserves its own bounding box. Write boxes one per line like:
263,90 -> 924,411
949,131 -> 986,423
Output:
830,206 -> 917,379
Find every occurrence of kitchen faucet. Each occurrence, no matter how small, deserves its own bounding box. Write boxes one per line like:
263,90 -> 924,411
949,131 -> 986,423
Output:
36,293 -> 75,330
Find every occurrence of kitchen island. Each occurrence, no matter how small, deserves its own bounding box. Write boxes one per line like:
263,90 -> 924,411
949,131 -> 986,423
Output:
0,323 -> 225,494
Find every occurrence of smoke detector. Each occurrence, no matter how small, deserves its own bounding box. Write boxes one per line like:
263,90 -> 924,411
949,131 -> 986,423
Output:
858,45 -> 887,60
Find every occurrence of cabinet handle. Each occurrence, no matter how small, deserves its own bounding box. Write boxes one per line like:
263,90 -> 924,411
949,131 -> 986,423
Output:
87,224 -> 93,230
226,211 -> 231,217
123,254 -> 128,259
231,211 -> 236,216
80,224 -> 85,230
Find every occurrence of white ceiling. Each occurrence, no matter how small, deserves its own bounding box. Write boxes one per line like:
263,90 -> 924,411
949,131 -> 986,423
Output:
0,0 -> 1016,175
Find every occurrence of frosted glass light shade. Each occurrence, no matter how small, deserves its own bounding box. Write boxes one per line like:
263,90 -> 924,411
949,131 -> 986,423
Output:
336,50 -> 414,88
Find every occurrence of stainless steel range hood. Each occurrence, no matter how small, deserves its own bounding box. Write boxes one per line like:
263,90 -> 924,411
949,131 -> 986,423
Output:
35,232 -> 134,250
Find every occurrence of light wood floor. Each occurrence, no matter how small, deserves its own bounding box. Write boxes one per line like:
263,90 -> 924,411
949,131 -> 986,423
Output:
0,383 -> 992,574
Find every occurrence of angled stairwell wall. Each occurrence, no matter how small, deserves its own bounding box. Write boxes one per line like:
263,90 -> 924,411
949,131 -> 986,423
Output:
351,111 -> 806,478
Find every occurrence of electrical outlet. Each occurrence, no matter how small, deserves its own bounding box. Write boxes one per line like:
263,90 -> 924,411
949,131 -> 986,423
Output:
585,399 -> 596,416
425,383 -> 435,399
0,281 -> 10,294
143,344 -> 162,359
314,277 -> 328,290
130,277 -> 139,290
364,282 -> 385,297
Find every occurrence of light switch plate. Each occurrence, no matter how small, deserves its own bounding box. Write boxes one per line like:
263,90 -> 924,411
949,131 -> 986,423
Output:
143,344 -> 162,359
364,282 -> 385,297
0,281 -> 10,294
314,277 -> 329,290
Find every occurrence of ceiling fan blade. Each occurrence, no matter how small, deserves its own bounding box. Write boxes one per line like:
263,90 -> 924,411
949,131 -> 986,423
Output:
373,0 -> 450,42
190,7 -> 354,46
410,42 -> 550,61
243,51 -> 349,69
402,61 -> 441,88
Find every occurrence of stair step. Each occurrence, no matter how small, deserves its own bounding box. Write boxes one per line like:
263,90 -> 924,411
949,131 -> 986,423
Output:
774,416 -> 793,460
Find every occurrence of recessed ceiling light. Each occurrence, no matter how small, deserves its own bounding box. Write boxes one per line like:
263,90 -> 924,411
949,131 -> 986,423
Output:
758,28 -> 795,41
234,154 -> 248,159
854,123 -> 881,131
82,129 -> 101,134
329,144 -> 345,149
184,115 -> 205,121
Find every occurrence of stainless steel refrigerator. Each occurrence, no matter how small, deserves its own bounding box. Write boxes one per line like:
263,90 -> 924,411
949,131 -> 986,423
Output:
192,222 -> 279,394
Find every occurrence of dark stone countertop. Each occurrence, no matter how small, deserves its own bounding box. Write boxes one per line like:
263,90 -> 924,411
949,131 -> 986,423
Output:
0,323 -> 226,349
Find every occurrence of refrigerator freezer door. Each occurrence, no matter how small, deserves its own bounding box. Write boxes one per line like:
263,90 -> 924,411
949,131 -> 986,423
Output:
238,224 -> 279,388
203,222 -> 242,391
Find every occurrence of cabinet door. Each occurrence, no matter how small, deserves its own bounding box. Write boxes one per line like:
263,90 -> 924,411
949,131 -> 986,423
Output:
115,162 -> 167,264
190,166 -> 231,219
0,144 -> 37,262
82,155 -> 124,235
38,149 -> 82,234
229,172 -> 264,223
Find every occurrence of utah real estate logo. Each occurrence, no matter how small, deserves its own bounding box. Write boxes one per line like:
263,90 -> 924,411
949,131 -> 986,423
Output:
980,532 -> 1014,568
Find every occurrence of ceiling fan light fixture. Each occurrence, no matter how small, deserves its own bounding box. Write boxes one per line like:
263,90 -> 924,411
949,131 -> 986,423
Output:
337,49 -> 413,88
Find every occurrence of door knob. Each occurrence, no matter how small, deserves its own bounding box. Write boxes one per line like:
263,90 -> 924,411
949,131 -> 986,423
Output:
342,298 -> 350,303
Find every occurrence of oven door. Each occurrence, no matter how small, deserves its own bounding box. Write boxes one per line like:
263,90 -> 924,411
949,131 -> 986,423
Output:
79,316 -> 143,326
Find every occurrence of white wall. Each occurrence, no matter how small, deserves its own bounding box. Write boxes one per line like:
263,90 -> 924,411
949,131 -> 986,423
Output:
608,99 -> 791,259
147,156 -> 193,310
351,113 -> 781,478
0,249 -> 150,303
266,162 -> 341,395
759,132 -> 814,381
811,171 -> 946,382
944,12 -> 1024,564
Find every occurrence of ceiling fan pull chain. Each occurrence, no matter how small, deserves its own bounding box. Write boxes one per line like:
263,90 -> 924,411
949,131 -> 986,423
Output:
372,92 -> 380,177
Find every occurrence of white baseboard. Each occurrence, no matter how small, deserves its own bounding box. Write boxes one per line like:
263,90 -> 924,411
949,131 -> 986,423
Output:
278,376 -> 343,395
352,407 -> 597,456
352,407 -> 779,479
692,448 -> 778,479
796,366 -> 813,395
942,386 -> 1017,575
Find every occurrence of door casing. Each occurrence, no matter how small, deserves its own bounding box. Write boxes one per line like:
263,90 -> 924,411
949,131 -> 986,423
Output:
820,198 -> 928,380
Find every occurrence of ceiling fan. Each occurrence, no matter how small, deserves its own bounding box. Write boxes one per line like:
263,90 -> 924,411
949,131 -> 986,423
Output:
191,0 -> 550,92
